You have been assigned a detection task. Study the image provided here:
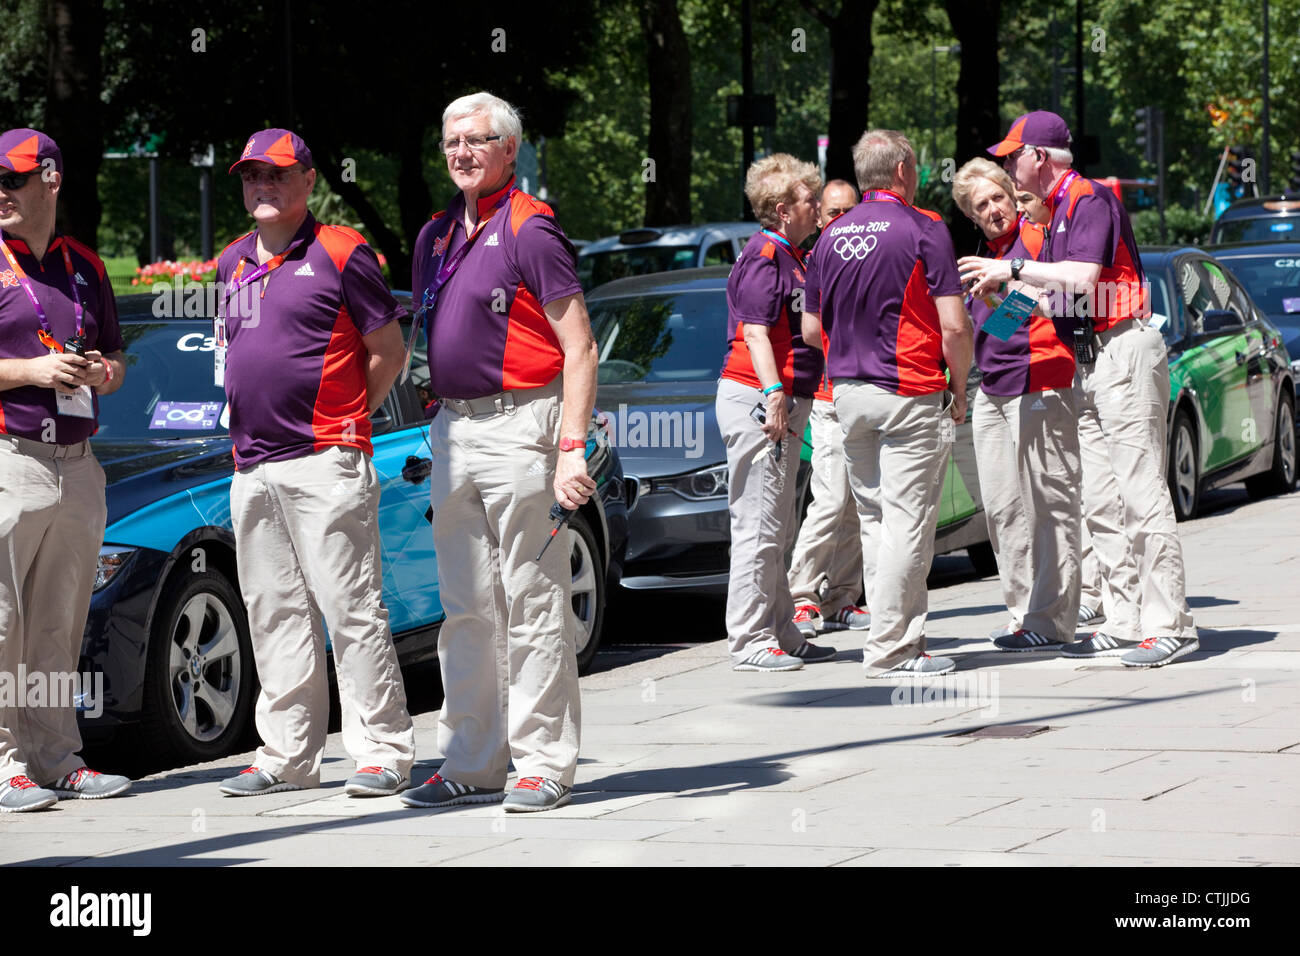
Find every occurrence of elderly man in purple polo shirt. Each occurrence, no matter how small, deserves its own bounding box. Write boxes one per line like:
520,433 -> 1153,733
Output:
400,92 -> 597,813
215,128 -> 416,798
0,128 -> 132,810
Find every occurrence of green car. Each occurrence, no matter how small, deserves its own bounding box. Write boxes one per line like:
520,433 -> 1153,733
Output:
1143,246 -> 1297,520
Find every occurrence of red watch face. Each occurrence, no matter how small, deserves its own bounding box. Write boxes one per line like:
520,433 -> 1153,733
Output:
559,437 -> 584,452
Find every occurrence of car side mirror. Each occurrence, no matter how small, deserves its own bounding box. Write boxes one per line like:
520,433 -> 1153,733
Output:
1200,309 -> 1245,336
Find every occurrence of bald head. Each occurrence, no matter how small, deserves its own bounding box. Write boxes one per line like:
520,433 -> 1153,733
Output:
819,180 -> 859,229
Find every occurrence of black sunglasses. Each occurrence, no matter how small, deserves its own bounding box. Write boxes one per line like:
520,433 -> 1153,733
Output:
0,171 -> 33,190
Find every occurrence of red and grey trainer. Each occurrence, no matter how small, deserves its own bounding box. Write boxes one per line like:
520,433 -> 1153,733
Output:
1121,635 -> 1200,668
793,604 -> 821,637
400,772 -> 504,809
1061,631 -> 1136,659
823,605 -> 871,631
503,776 -> 572,812
48,767 -> 131,800
992,629 -> 1065,652
0,774 -> 58,813
345,766 -> 409,797
733,648 -> 804,672
218,766 -> 302,797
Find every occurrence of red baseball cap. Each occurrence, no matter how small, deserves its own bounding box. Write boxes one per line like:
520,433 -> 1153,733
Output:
0,128 -> 63,176
987,111 -> 1073,157
229,128 -> 313,174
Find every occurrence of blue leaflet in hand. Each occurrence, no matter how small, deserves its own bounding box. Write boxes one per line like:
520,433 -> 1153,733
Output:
981,289 -> 1038,342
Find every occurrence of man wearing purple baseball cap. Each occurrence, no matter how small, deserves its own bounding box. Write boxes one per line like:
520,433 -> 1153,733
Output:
960,110 -> 1197,668
214,128 -> 416,798
0,128 -> 132,810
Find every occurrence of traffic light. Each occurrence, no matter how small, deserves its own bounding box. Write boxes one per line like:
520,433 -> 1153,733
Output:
1227,145 -> 1246,196
1290,149 -> 1300,194
1134,107 -> 1154,163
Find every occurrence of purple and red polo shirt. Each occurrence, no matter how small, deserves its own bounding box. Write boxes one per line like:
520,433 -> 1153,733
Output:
0,234 -> 120,444
1044,172 -> 1147,332
412,178 -> 581,400
217,212 -> 403,469
806,191 -> 963,396
720,230 -> 822,398
971,221 -> 1075,396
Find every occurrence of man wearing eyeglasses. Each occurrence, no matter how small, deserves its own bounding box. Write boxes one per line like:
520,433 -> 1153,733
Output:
400,92 -> 596,813
960,110 -> 1197,668
0,128 -> 132,811
214,128 -> 416,797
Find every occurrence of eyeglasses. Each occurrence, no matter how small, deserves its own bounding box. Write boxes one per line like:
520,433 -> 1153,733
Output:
0,172 -> 33,191
239,167 -> 297,186
441,135 -> 502,155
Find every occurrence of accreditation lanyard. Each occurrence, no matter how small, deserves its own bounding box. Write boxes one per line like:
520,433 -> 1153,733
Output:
213,237 -> 304,388
760,228 -> 807,275
1047,170 -> 1080,213
0,236 -> 84,353
862,189 -> 907,207
402,186 -> 517,381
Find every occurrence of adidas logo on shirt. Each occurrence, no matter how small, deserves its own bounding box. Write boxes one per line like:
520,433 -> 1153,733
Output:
1057,221 -> 1066,233
485,232 -> 500,247
525,459 -> 545,478
295,262 -> 315,276
74,272 -> 88,286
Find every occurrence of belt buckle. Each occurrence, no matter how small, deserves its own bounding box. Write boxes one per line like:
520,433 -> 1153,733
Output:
499,392 -> 516,416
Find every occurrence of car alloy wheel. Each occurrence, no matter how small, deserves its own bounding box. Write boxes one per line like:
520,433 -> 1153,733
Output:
1168,408 -> 1199,521
568,511 -> 606,674
1246,393 -> 1297,499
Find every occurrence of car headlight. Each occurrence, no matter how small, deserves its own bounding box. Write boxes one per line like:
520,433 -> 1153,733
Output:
1291,358 -> 1300,376
94,546 -> 137,591
653,464 -> 729,500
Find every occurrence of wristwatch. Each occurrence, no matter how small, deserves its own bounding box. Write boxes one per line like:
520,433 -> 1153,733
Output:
558,436 -> 586,452
1010,257 -> 1025,281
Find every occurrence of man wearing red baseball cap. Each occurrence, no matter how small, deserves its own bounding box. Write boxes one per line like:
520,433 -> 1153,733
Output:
214,128 -> 416,797
960,110 -> 1197,668
0,127 -> 131,810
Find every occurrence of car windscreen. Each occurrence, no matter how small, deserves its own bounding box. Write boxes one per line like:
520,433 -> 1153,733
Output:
588,290 -> 726,384
95,321 -> 229,440
578,245 -> 698,289
1215,253 -> 1300,316
1212,217 -> 1299,243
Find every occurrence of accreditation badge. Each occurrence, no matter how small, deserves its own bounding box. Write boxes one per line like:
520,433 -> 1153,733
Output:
56,385 -> 95,419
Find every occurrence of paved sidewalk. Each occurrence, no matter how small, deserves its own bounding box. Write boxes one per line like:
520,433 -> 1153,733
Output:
4,489 -> 1297,867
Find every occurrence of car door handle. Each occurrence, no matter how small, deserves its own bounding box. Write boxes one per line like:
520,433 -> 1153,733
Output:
402,455 -> 432,483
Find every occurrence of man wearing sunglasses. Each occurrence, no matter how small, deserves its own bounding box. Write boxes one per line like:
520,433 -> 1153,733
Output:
401,92 -> 596,813
960,110 -> 1197,668
214,128 -> 415,798
0,128 -> 131,811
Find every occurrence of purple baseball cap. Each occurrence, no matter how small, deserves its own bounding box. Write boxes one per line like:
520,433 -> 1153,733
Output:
0,128 -> 63,176
987,111 -> 1073,157
229,128 -> 313,174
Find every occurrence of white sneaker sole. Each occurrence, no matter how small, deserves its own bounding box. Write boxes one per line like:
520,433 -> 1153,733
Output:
991,640 -> 1065,653
503,791 -> 573,813
400,790 -> 505,809
345,779 -> 411,797
1121,639 -> 1200,668
219,781 -> 303,797
52,781 -> 131,800
733,661 -> 804,672
0,795 -> 57,812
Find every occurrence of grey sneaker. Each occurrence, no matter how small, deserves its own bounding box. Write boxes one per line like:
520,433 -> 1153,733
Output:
793,605 -> 821,638
1121,636 -> 1200,668
47,767 -> 131,800
992,629 -> 1065,652
400,772 -> 504,808
1061,631 -> 1136,658
789,640 -> 837,663
988,619 -> 1018,639
345,766 -> 409,797
0,774 -> 57,813
733,648 -> 804,672
822,605 -> 871,631
219,767 -> 303,797
870,653 -> 957,677
503,776 -> 572,813
1078,605 -> 1105,627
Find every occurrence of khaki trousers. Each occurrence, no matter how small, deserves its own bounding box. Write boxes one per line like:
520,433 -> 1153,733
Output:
834,381 -> 949,675
716,378 -> 812,664
787,399 -> 864,613
428,379 -> 581,789
1076,321 -> 1195,640
0,437 -> 104,784
230,445 -> 415,787
972,388 -> 1081,641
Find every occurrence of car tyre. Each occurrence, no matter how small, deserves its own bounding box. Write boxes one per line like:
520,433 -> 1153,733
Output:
1168,407 -> 1200,521
569,511 -> 606,675
1245,392 -> 1296,499
967,541 -> 998,577
138,569 -> 256,766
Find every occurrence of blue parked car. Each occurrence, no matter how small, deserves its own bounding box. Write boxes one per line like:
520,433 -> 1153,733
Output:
79,294 -> 627,765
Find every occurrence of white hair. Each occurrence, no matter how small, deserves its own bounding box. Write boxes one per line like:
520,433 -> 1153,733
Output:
442,92 -> 523,149
1038,145 -> 1074,166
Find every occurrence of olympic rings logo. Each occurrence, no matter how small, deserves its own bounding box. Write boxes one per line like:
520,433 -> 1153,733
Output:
834,234 -> 877,260
166,407 -> 206,423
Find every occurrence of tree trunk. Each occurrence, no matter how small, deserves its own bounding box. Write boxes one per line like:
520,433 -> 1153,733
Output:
945,0 -> 1002,169
806,0 -> 879,186
45,0 -> 103,247
641,0 -> 692,225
